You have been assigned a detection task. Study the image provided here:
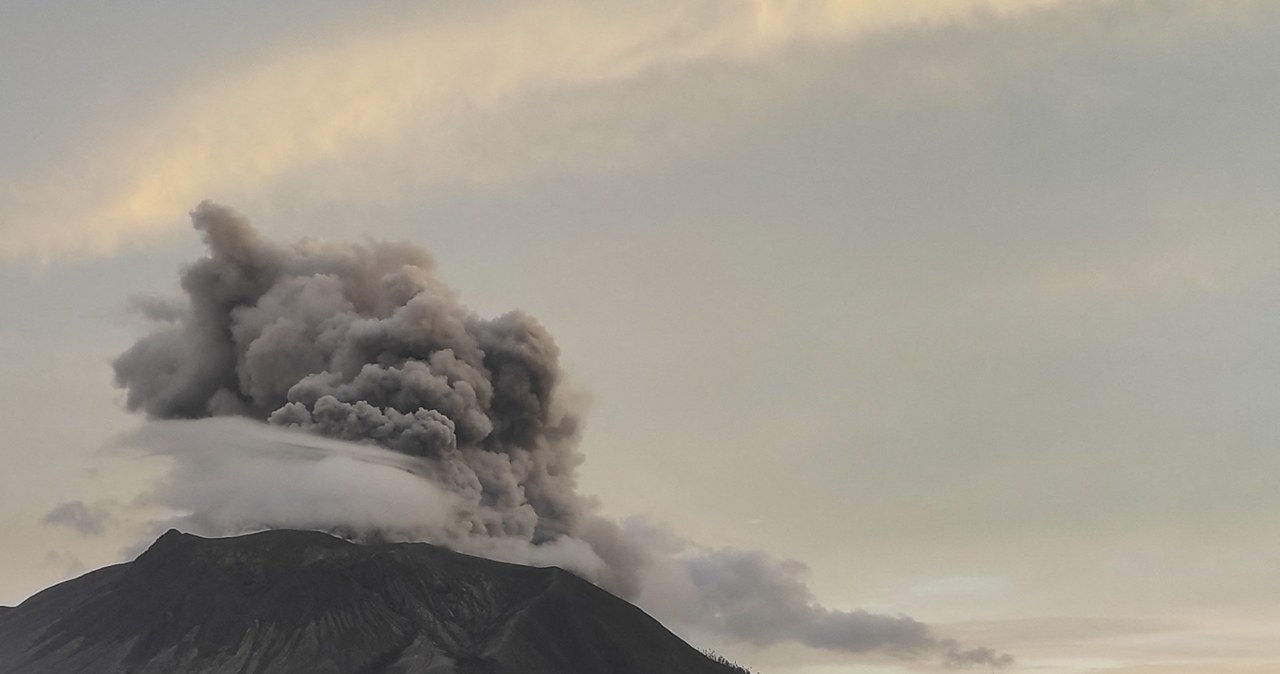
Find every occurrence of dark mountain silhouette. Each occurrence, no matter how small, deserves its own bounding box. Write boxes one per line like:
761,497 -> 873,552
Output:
0,529 -> 746,674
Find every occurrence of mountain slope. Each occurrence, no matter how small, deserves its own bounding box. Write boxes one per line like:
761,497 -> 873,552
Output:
0,530 -> 741,674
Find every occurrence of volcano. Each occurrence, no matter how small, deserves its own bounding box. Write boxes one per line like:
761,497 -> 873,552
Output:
0,529 -> 746,674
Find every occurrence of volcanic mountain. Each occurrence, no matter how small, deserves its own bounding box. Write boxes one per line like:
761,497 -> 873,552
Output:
0,529 -> 746,674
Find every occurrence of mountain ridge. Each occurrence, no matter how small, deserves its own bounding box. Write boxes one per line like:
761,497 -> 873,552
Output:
0,529 -> 744,674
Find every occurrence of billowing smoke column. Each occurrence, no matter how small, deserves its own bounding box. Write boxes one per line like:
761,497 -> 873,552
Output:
110,202 -> 1010,668
115,201 -> 582,546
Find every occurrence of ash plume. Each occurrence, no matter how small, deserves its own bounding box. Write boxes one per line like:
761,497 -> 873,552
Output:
115,201 -> 580,545
112,202 -> 1009,668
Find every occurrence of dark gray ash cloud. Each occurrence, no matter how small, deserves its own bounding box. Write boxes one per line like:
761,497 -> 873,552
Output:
115,201 -> 582,544
633,525 -> 1012,668
114,202 -> 1009,668
685,548 -> 937,653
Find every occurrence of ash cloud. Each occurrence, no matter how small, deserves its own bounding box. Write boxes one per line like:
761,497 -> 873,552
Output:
944,645 -> 1015,669
626,523 -> 1013,668
114,202 -> 1009,668
115,201 -> 581,544
683,548 -> 936,653
42,501 -> 115,537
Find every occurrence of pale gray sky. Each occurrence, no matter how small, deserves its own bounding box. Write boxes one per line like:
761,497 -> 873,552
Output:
3,2 -> 1279,672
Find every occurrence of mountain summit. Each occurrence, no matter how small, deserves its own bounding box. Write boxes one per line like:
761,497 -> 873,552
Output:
0,529 -> 744,674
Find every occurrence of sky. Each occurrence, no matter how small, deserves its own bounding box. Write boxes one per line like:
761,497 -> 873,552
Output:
2,1 -> 1279,672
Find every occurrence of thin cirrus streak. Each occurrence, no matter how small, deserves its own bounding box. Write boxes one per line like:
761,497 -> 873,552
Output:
0,0 -> 1071,263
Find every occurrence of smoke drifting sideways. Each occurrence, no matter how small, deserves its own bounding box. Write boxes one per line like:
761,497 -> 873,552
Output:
109,202 -> 1010,668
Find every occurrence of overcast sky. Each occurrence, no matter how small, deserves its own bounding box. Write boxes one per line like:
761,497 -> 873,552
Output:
3,2 -> 1279,672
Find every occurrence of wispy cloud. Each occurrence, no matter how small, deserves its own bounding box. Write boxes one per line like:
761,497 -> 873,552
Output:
0,0 -> 1069,262
41,500 -> 116,537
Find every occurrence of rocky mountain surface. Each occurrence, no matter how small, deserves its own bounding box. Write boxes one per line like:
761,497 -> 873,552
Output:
0,529 -> 743,674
